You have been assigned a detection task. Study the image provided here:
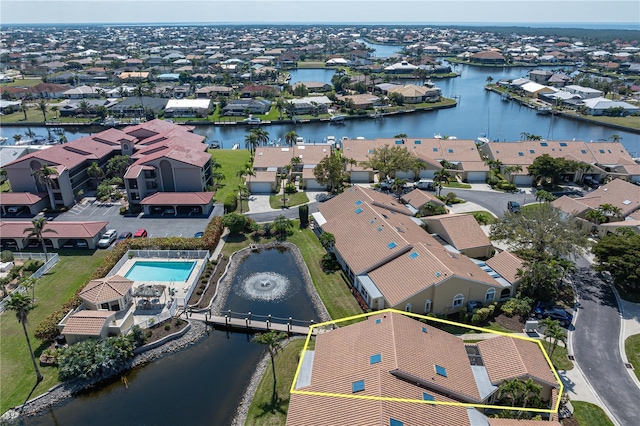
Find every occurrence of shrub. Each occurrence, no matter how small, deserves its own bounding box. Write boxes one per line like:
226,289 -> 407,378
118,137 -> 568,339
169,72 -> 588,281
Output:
164,324 -> 171,331
284,183 -> 297,194
500,297 -> 533,317
471,304 -> 497,325
1,251 -> 14,262
487,175 -> 501,186
458,306 -> 470,323
224,192 -> 238,213
496,181 -> 517,191
222,212 -> 247,234
58,335 -> 135,382
298,204 -> 309,227
119,206 -> 127,215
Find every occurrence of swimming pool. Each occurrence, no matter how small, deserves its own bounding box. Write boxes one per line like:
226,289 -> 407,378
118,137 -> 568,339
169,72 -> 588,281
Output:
124,261 -> 196,282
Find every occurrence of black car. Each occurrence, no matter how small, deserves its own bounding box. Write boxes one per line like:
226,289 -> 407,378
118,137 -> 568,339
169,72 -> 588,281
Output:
533,302 -> 573,326
507,201 -> 521,213
117,231 -> 133,242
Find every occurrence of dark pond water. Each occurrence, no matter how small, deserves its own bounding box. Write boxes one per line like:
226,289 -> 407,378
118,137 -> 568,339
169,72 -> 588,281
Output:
25,247 -> 321,426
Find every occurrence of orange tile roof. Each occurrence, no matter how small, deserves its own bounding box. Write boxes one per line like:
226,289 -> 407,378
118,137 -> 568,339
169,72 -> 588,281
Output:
490,419 -> 562,426
477,336 -> 558,386
79,275 -> 133,305
140,192 -> 214,205
423,213 -> 492,250
402,189 -> 445,208
485,251 -> 525,284
0,192 -> 47,205
61,310 -> 113,336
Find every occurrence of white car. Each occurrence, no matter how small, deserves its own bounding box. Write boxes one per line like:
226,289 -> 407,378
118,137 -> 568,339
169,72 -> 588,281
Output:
98,229 -> 117,248
414,179 -> 435,191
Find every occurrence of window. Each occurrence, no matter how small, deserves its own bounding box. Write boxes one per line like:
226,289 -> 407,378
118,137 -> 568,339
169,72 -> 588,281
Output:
352,380 -> 365,393
485,288 -> 496,302
424,299 -> 432,314
453,294 -> 464,307
405,303 -> 412,312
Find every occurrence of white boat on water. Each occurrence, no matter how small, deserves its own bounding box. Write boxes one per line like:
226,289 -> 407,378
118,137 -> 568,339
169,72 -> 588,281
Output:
231,143 -> 240,150
0,136 -> 8,145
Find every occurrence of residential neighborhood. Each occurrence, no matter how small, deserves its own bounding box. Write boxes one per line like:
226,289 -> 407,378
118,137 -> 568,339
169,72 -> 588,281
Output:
1,22 -> 639,426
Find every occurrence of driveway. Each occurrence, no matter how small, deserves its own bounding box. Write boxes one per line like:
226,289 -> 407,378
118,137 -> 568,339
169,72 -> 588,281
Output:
572,268 -> 640,426
51,199 -> 223,239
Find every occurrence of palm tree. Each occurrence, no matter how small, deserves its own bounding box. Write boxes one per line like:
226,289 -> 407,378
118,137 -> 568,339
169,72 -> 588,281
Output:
31,163 -> 59,210
86,161 -> 105,187
252,128 -> 270,146
78,100 -> 91,121
37,99 -> 48,122
433,168 -> 450,196
391,177 -> 406,200
498,379 -> 525,407
585,209 -> 606,225
285,130 -> 298,147
541,318 -> 566,359
275,98 -> 286,120
6,292 -> 43,383
244,132 -> 259,155
609,134 -> 622,143
19,102 -> 29,121
504,165 -> 523,184
520,378 -> 542,416
50,105 -> 59,119
13,134 -> 22,144
237,184 -> 250,213
253,331 -> 287,402
599,203 -> 623,221
486,76 -> 494,84
24,217 -> 57,261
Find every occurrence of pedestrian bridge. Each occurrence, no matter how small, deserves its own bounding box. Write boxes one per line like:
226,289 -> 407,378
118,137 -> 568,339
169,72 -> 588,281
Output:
187,310 -> 319,336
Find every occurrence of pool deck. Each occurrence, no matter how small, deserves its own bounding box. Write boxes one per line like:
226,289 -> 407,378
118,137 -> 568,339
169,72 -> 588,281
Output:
116,258 -> 206,310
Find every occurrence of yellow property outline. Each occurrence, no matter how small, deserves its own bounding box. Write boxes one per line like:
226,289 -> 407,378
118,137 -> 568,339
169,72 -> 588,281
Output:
290,308 -> 563,414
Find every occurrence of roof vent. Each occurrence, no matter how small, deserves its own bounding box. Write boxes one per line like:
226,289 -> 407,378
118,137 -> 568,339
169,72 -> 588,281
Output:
435,272 -> 441,277
623,200 -> 631,205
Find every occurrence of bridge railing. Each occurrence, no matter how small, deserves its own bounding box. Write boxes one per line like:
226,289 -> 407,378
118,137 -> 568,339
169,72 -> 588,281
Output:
218,310 -> 318,328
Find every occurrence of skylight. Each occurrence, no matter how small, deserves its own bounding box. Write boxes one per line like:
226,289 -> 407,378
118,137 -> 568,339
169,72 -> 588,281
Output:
581,150 -> 587,154
560,142 -> 567,146
421,327 -> 427,333
395,140 -> 403,145
387,242 -> 397,249
355,200 -> 363,205
529,149 -> 535,154
370,354 -> 382,365
623,200 -> 631,205
390,419 -> 404,426
352,380 -> 365,393
355,208 -> 363,214
409,251 -> 419,259
518,152 -> 524,156
540,142 -> 548,146
368,149 -> 374,154
414,140 -> 422,144
448,148 -> 454,153
376,318 -> 382,324
433,147 -> 438,152
435,365 -> 447,377
599,149 -> 605,153
422,392 -> 435,401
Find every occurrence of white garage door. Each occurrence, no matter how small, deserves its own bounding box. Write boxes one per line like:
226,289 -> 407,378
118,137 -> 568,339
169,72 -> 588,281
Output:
250,182 -> 272,194
466,172 -> 487,183
350,171 -> 370,183
306,179 -> 326,190
514,175 -> 534,186
419,170 -> 436,179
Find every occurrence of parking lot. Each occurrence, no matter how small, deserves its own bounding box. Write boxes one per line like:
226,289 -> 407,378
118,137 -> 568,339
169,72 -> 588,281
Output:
53,199 -> 223,240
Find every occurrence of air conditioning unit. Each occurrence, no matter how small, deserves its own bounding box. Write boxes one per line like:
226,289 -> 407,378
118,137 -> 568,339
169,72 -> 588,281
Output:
525,320 -> 539,332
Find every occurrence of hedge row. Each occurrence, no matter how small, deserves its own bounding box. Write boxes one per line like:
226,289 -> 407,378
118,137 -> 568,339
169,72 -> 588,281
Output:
34,216 -> 223,342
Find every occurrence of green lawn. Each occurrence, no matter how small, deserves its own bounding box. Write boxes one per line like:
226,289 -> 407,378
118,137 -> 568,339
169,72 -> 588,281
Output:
546,345 -> 573,371
572,401 -> 614,426
625,334 -> 640,381
221,225 -> 362,321
297,61 -> 325,68
245,339 -> 306,426
1,181 -> 11,192
468,210 -> 497,225
0,251 -> 108,413
269,191 -> 309,209
210,149 -> 251,208
444,182 -> 472,189
1,78 -> 43,88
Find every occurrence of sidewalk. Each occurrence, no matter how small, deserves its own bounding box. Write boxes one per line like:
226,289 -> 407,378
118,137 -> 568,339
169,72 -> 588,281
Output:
247,190 -> 328,214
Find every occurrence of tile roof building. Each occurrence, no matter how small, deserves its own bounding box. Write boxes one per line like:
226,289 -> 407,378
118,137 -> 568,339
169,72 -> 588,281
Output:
313,186 -> 513,314
1,120 -> 215,216
287,311 -> 561,426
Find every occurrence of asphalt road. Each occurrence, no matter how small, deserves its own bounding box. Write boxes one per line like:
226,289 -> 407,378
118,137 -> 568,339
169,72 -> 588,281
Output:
572,268 -> 640,426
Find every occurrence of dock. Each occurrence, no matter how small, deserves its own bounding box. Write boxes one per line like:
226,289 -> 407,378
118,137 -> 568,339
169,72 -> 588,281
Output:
188,312 -> 318,335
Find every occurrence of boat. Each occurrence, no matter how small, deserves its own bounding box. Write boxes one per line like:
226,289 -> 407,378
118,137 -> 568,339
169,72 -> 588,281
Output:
537,107 -> 552,115
103,117 -> 122,127
231,143 -> 240,150
326,136 -> 336,145
0,137 -> 7,145
330,114 -> 346,123
433,134 -> 442,139
207,140 -> 220,149
295,136 -> 305,144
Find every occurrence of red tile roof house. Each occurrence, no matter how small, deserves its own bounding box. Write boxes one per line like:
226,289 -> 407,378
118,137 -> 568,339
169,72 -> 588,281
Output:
287,311 -> 562,426
1,120 -> 214,216
343,138 -> 489,184
312,186 -> 514,314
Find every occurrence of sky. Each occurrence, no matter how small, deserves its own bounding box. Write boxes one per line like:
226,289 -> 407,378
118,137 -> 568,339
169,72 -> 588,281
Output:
1,0 -> 639,26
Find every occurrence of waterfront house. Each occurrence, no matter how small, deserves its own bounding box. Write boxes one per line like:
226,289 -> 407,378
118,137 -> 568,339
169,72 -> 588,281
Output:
470,50 -> 506,64
222,99 -> 271,116
164,99 -> 212,118
287,311 -> 561,426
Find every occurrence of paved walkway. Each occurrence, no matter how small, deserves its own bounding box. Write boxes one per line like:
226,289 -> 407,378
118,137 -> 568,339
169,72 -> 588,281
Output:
247,190 -> 328,214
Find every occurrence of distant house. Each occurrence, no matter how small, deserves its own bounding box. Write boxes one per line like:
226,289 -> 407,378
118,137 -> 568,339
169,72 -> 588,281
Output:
62,85 -> 103,99
337,93 -> 380,110
222,99 -> 271,116
195,85 -> 233,98
109,97 -> 167,118
564,85 -> 603,99
164,99 -> 212,117
240,84 -> 280,98
386,84 -> 441,103
384,61 -> 418,73
118,72 -> 150,82
58,99 -> 119,117
581,97 -> 639,116
470,51 -> 506,64
293,81 -> 332,92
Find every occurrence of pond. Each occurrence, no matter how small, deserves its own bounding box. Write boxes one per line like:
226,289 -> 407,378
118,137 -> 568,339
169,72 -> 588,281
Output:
25,245 -> 324,425
287,68 -> 335,85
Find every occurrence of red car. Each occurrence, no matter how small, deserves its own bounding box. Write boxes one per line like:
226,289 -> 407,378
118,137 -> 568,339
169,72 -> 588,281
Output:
133,229 -> 148,238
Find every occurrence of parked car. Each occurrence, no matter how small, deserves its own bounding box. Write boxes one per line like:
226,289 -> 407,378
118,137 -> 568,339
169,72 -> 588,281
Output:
507,201 -> 521,213
194,232 -> 204,238
117,231 -> 133,242
98,229 -> 117,248
133,229 -> 148,238
414,179 -> 435,191
583,177 -> 600,189
533,302 -> 573,326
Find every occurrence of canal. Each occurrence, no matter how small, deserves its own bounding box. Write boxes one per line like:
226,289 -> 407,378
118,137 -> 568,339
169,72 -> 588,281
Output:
24,247 -> 323,425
